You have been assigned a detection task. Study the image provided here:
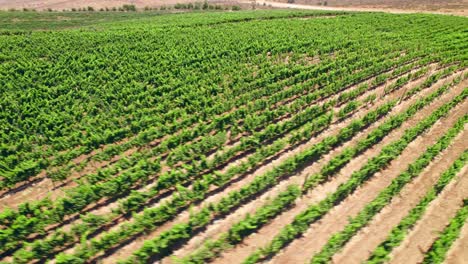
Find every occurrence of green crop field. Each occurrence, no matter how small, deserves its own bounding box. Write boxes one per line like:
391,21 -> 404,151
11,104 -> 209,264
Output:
0,9 -> 467,264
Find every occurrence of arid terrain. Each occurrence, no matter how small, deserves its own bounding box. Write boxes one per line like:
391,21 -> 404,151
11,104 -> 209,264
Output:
0,0 -> 237,10
0,0 -> 467,15
251,0 -> 468,15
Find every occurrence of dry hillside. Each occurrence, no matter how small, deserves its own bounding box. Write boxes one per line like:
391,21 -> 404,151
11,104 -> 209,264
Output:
1,0 -> 467,13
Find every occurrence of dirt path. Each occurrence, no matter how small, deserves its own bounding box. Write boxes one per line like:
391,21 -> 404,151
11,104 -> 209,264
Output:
389,164 -> 468,264
331,129 -> 468,264
444,214 -> 468,264
261,84 -> 468,264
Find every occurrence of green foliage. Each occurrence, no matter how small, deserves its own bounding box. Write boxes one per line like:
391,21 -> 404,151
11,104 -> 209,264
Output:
138,185 -> 300,264
122,4 -> 137,12
0,9 -> 466,264
366,151 -> 468,264
422,200 -> 468,264
244,88 -> 467,264
311,115 -> 467,263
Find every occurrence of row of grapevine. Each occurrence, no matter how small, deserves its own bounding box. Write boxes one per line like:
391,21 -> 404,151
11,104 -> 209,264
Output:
0,10 -> 466,264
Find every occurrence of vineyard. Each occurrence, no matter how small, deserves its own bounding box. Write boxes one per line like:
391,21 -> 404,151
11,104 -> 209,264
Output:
0,9 -> 467,264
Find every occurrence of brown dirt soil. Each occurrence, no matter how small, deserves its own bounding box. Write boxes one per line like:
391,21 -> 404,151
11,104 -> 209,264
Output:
331,129 -> 468,264
1,0 -> 466,15
444,215 -> 468,264
235,79 -> 468,264
389,165 -> 468,264
252,0 -> 468,16
0,0 -> 197,10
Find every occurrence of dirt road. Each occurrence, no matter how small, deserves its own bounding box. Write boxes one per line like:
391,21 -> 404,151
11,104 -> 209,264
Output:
243,0 -> 467,16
